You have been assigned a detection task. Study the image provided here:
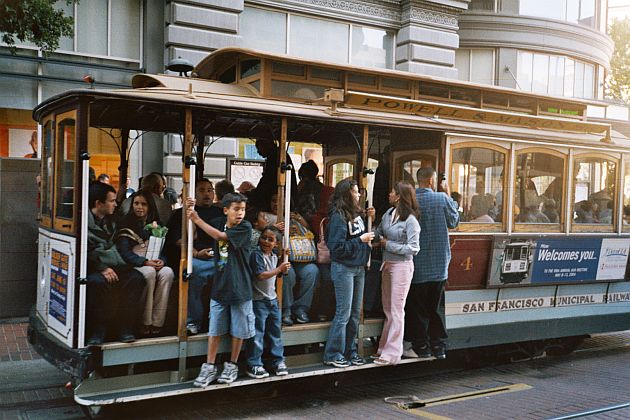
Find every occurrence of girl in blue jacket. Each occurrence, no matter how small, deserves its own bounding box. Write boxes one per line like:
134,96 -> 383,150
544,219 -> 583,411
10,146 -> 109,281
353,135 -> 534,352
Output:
323,179 -> 374,367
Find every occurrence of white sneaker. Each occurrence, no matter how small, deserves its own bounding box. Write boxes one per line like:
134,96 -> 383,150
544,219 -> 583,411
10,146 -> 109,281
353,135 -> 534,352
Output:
193,363 -> 218,387
402,348 -> 419,358
217,361 -> 239,384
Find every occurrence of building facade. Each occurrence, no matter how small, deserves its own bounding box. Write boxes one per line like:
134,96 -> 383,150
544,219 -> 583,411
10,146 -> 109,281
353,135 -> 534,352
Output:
0,0 -> 627,184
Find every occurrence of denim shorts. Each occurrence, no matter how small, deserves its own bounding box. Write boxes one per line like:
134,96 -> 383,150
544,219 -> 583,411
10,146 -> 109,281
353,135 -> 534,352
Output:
209,299 -> 255,339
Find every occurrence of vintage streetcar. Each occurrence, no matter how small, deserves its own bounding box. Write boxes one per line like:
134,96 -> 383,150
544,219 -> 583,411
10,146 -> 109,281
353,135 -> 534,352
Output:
28,48 -> 630,416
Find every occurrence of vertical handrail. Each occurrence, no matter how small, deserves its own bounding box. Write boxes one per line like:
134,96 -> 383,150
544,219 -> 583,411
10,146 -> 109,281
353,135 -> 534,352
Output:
187,165 -> 196,275
77,153 -> 90,349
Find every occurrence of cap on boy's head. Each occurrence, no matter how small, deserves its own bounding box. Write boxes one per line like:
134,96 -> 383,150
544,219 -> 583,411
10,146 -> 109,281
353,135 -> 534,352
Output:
221,192 -> 248,209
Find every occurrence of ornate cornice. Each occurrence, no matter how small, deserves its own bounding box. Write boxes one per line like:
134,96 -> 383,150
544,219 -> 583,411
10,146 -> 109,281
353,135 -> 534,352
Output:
248,0 -> 401,23
406,7 -> 458,27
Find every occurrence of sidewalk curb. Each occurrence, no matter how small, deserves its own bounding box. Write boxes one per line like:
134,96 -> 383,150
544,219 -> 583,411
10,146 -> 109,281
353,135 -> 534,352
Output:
0,317 -> 29,325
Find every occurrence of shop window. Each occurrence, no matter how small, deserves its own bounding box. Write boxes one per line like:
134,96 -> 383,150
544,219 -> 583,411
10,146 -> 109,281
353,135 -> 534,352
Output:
41,119 -> 54,226
54,111 -> 76,232
514,151 -> 565,230
450,146 -> 505,229
573,156 -> 617,229
624,159 -> 630,231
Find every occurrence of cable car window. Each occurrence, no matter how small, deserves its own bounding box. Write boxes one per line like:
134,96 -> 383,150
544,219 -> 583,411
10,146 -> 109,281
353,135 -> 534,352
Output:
41,119 -> 54,225
451,146 -> 505,224
54,111 -> 76,232
573,156 -> 616,226
514,151 -> 564,227
624,159 -> 630,231
328,161 -> 353,187
240,59 -> 261,79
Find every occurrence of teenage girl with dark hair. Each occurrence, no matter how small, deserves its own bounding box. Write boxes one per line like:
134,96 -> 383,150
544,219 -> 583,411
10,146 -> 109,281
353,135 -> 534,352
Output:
323,179 -> 375,367
117,190 -> 174,336
372,182 -> 420,365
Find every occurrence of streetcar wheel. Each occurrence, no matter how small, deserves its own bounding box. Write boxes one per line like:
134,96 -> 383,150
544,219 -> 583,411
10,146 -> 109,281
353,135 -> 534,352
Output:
545,336 -> 586,356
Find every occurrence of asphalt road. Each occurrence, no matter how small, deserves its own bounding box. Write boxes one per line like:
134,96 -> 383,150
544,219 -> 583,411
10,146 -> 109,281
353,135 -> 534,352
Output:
2,331 -> 629,419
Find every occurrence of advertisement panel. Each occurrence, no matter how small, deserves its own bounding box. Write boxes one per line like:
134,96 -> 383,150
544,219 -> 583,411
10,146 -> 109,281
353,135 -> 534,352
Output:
49,249 -> 69,325
488,237 -> 630,287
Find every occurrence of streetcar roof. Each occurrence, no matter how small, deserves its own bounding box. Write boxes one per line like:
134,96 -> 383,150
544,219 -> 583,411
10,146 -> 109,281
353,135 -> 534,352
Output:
194,48 -> 604,108
32,85 -> 628,150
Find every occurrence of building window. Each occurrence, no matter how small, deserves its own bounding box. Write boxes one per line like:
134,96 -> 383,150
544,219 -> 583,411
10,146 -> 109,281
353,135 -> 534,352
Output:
53,0 -> 142,61
517,51 -> 595,99
514,151 -> 565,230
240,7 -> 287,54
240,6 -> 394,69
624,159 -> 630,231
450,146 -> 506,229
469,0 -> 496,11
573,156 -> 616,228
455,49 -> 495,85
519,0 -> 598,29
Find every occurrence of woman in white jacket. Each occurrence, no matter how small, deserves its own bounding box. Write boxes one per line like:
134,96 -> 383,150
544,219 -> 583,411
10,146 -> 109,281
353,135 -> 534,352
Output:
373,182 -> 421,365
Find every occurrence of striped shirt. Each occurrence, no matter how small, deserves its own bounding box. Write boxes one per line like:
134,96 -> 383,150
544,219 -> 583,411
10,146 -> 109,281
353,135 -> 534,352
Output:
412,188 -> 460,283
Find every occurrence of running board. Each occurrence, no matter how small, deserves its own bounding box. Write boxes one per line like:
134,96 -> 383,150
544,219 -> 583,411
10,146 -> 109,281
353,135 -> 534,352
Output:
74,356 -> 436,407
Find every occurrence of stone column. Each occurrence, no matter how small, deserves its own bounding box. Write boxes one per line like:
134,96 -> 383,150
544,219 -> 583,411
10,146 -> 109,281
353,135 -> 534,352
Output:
165,0 -> 244,66
396,0 -> 469,78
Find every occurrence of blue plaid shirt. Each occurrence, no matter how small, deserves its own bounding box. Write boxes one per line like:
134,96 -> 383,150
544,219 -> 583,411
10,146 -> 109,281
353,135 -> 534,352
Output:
412,188 -> 459,283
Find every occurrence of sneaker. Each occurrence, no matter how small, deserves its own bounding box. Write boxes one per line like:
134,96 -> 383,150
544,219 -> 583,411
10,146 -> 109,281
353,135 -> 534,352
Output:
370,353 -> 381,359
275,361 -> 289,376
247,365 -> 269,379
295,312 -> 310,324
373,357 -> 391,366
119,330 -> 136,343
193,363 -> 218,387
349,354 -> 366,366
324,357 -> 350,368
402,348 -> 419,358
87,332 -> 105,346
217,361 -> 239,384
281,315 -> 294,326
186,322 -> 199,336
416,345 -> 434,358
432,345 -> 446,360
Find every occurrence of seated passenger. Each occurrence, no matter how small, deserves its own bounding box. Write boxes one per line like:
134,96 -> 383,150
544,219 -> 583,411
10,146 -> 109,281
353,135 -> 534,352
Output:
542,199 -> 559,223
282,211 -> 320,325
623,205 -> 630,225
86,182 -> 145,345
164,179 -> 222,335
468,195 -> 494,223
598,200 -> 613,224
575,200 -> 595,223
246,226 -> 291,378
519,205 -> 551,223
116,190 -> 174,337
120,173 -> 172,225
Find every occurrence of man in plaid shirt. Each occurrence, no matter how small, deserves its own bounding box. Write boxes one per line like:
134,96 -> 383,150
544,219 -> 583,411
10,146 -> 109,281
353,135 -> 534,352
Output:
404,167 -> 459,360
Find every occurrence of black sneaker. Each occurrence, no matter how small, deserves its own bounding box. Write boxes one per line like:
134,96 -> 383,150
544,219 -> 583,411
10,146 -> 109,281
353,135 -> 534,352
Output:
348,354 -> 366,366
324,357 -> 350,368
282,315 -> 294,326
432,345 -> 446,360
87,332 -> 105,346
119,330 -> 136,343
295,312 -> 310,324
246,365 -> 269,379
416,345 -> 434,359
275,361 -> 289,376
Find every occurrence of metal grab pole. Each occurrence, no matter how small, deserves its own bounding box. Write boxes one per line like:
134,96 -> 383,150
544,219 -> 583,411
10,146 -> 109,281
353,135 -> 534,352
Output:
186,164 -> 196,274
366,194 -> 373,270
283,168 -> 292,262
78,153 -> 90,348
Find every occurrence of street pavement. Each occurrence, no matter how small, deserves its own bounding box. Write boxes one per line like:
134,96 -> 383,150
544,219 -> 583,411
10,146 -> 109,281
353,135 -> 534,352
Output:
1,318 -> 629,419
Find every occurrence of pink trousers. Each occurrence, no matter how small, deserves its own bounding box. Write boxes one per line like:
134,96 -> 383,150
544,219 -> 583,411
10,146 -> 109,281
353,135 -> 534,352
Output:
377,260 -> 414,364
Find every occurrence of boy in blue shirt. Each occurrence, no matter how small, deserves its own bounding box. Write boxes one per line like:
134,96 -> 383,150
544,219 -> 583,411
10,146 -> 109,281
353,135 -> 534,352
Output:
187,193 -> 254,386
247,226 -> 291,378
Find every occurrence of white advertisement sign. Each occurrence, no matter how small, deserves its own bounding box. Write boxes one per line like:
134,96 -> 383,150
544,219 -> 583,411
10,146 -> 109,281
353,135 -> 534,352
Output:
596,238 -> 630,280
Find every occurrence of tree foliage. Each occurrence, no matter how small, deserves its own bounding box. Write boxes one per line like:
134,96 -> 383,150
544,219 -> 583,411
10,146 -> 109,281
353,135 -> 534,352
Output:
0,0 -> 75,55
607,17 -> 630,102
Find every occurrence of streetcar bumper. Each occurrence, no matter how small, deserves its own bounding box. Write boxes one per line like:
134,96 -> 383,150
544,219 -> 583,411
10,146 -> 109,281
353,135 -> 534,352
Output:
27,306 -> 91,381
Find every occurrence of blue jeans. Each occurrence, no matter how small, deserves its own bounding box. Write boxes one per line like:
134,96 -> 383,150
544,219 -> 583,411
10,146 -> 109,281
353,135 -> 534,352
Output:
282,262 -> 319,316
246,299 -> 284,368
188,258 -> 215,325
324,262 -> 365,362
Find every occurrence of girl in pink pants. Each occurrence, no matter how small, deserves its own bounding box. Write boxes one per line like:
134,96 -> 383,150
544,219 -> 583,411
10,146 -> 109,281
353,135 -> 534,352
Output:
373,182 -> 420,365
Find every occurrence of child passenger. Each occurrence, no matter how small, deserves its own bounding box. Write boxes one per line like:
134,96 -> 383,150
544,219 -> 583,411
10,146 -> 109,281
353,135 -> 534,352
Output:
246,226 -> 291,378
187,193 -> 255,386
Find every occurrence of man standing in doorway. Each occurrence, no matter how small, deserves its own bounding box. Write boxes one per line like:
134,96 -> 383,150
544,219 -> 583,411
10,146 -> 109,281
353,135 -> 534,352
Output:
404,167 -> 459,360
